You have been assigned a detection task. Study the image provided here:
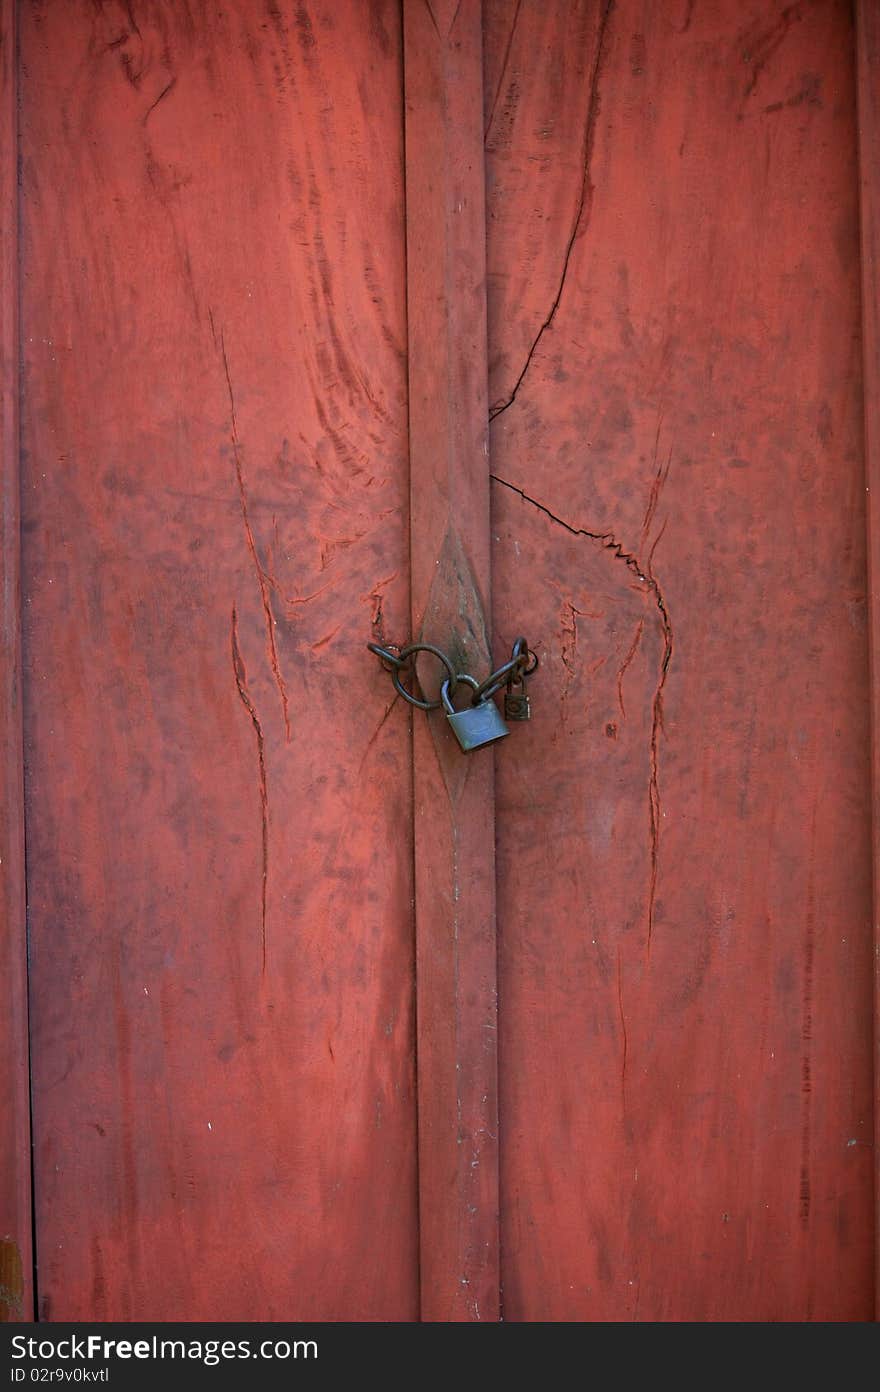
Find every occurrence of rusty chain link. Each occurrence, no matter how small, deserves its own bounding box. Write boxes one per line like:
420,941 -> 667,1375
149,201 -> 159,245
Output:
367,636 -> 537,711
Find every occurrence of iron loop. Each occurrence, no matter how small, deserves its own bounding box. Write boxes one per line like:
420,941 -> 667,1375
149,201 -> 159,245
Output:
440,673 -> 480,712
473,654 -> 523,704
366,641 -> 407,673
511,636 -> 539,675
392,642 -> 458,710
472,638 -> 537,704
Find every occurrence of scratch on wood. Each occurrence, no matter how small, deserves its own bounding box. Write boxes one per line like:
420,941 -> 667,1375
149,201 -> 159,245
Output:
559,599 -> 602,725
616,946 -> 628,1119
617,618 -> 645,720
560,600 -> 578,722
644,517 -> 672,956
118,22 -> 146,87
143,75 -> 177,125
283,581 -> 334,617
311,624 -> 342,651
122,1 -> 142,41
675,0 -> 695,35
219,325 -> 292,741
640,420 -> 671,553
363,570 -> 398,639
741,2 -> 804,105
231,605 -> 269,974
489,0 -> 615,419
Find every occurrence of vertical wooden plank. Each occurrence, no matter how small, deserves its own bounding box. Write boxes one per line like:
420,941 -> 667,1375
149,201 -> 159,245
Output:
855,0 -> 880,1323
403,0 -> 500,1322
0,0 -> 32,1324
488,0 -> 873,1320
21,0 -> 417,1321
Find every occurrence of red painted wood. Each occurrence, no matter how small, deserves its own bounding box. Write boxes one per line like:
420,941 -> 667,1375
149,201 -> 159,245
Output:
403,0 -> 500,1322
0,0 -> 32,1324
856,0 -> 880,1321
487,0 -> 874,1319
20,0 -> 417,1321
14,0 -> 877,1327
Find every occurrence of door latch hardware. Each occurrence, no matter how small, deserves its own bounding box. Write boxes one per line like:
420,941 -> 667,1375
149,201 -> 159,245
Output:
441,674 -> 510,751
366,636 -> 537,752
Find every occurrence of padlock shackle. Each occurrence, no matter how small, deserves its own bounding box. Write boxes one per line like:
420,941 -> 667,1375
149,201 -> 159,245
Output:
440,673 -> 480,715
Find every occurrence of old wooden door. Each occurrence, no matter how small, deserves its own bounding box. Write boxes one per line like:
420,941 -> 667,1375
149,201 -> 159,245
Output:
1,0 -> 877,1324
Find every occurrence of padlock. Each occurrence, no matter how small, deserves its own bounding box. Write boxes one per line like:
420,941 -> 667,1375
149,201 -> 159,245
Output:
504,675 -> 531,721
441,676 -> 510,752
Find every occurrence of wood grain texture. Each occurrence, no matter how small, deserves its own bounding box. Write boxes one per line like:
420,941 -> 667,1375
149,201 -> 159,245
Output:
0,0 -> 32,1325
21,0 -> 417,1320
403,0 -> 500,1322
487,0 -> 874,1320
855,0 -> 880,1322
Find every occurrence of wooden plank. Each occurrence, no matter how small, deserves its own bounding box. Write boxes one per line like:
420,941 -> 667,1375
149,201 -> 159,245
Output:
21,0 -> 417,1320
855,0 -> 880,1323
403,0 -> 500,1322
487,0 -> 874,1319
0,0 -> 32,1325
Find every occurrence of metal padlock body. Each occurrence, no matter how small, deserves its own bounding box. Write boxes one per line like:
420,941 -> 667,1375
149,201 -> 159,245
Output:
504,685 -> 531,721
441,676 -> 510,752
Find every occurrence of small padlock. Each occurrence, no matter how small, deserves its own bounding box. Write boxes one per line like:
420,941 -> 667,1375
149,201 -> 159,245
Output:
441,676 -> 510,752
504,675 -> 531,721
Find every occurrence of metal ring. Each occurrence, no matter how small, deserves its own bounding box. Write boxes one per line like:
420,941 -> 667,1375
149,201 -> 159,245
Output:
511,636 -> 539,676
392,642 -> 458,710
367,641 -> 407,673
473,655 -> 523,704
440,673 -> 479,712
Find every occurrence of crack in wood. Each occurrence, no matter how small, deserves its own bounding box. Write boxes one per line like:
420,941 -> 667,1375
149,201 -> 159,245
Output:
491,471 -> 673,955
143,74 -> 177,125
640,416 -> 671,553
616,618 -> 645,721
616,945 -> 629,1125
218,325 -> 292,742
489,0 -> 615,420
231,606 -> 269,975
